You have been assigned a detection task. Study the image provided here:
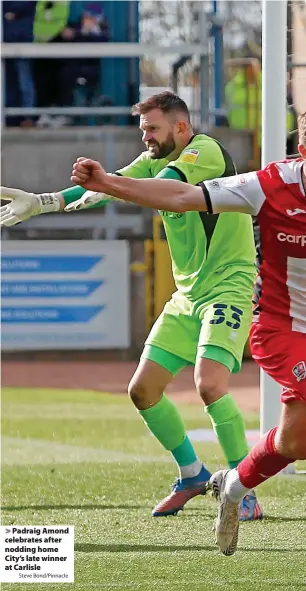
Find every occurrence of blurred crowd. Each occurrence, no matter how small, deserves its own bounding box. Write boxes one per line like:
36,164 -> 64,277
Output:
3,1 -> 111,127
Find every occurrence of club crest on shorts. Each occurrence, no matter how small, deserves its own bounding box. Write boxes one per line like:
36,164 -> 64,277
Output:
292,361 -> 306,382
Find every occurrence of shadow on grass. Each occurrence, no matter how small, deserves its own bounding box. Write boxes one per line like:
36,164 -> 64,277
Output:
75,542 -> 306,554
2,506 -> 305,524
75,543 -> 216,553
267,585 -> 306,588
1,504 -> 150,511
263,515 -> 306,523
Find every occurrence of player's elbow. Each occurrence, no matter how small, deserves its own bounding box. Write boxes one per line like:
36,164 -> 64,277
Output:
169,196 -> 188,213
176,186 -> 203,213
165,186 -> 202,213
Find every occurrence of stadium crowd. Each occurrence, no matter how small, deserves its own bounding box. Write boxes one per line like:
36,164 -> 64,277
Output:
2,0 -> 110,128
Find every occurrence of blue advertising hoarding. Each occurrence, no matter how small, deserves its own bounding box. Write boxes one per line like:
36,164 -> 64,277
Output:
1,241 -> 130,351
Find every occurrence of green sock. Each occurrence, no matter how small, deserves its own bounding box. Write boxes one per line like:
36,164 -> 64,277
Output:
172,436 -> 198,466
205,393 -> 249,468
139,395 -> 197,465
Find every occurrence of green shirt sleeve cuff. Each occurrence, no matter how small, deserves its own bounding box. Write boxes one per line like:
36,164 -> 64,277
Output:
61,186 -> 86,205
61,186 -> 110,209
155,167 -> 186,182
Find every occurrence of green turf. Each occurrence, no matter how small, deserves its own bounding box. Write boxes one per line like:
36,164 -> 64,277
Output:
1,387 -> 306,590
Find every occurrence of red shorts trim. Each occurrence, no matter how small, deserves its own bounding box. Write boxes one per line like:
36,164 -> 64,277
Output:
250,323 -> 306,404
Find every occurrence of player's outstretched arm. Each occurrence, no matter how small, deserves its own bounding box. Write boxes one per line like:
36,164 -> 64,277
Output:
71,158 -> 261,214
0,183 -> 117,226
71,158 -> 207,212
0,187 -> 65,227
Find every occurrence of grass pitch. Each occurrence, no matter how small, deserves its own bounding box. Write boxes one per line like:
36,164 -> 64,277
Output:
1,387 -> 306,590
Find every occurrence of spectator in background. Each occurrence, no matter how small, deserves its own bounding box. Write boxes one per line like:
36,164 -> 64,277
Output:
225,67 -> 297,157
33,0 -> 70,42
286,75 -> 298,156
33,0 -> 71,125
57,2 -> 110,118
33,1 -> 110,127
3,1 -> 37,127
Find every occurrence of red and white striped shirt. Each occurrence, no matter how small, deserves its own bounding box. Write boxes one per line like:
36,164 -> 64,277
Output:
202,159 -> 306,333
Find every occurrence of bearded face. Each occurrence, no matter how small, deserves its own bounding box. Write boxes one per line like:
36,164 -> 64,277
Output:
146,132 -> 176,159
140,110 -> 179,160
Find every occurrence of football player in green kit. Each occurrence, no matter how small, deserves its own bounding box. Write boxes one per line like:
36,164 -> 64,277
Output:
0,92 -> 262,521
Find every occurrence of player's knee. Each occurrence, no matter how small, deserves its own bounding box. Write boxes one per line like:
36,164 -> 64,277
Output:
195,375 -> 227,406
276,401 -> 306,459
128,377 -> 147,407
128,377 -> 162,410
194,358 -> 230,405
276,430 -> 306,460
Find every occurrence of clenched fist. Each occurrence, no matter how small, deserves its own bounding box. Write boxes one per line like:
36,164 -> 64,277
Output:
71,157 -> 109,192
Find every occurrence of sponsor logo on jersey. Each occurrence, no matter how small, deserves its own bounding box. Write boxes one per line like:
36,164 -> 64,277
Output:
277,232 -> 306,246
292,360 -> 306,382
219,172 -> 255,190
180,149 -> 199,164
286,208 -> 306,216
209,180 -> 221,190
160,211 -> 184,219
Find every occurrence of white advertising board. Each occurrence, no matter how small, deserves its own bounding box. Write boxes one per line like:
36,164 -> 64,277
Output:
1,241 -> 130,351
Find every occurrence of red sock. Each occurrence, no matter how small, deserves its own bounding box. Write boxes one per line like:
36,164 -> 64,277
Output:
237,427 -> 293,489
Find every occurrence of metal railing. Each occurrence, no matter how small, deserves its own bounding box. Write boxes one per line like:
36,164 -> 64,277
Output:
1,41 -> 209,123
1,42 -> 208,59
1,210 -> 146,241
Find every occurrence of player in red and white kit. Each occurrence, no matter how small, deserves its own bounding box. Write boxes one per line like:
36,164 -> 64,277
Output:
201,148 -> 306,406
201,116 -> 306,555
62,111 -> 306,556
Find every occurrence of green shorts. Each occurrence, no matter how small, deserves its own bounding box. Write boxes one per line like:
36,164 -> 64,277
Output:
142,272 -> 253,374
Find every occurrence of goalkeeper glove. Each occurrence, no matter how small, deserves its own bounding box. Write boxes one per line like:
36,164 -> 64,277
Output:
0,187 -> 61,227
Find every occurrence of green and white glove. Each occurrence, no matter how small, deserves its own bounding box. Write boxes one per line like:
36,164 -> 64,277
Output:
0,187 -> 61,227
64,191 -> 120,211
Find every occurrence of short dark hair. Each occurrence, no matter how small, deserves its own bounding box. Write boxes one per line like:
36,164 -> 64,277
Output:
132,91 -> 190,122
298,112 -> 306,147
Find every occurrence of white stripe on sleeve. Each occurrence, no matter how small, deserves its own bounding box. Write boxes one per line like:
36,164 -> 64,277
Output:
204,171 -> 266,215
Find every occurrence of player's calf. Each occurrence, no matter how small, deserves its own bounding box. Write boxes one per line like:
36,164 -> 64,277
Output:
275,400 -> 306,459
